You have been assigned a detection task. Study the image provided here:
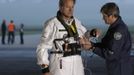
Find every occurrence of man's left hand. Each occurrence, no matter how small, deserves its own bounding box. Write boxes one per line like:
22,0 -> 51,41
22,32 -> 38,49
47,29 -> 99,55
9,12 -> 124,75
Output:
79,36 -> 92,50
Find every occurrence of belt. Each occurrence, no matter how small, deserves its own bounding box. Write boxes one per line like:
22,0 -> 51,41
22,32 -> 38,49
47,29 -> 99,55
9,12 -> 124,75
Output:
50,50 -> 81,57
50,51 -> 63,54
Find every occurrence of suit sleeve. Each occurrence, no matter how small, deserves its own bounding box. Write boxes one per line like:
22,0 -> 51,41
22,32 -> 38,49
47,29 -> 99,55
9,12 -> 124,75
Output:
36,20 -> 57,65
93,30 -> 125,61
75,18 -> 87,37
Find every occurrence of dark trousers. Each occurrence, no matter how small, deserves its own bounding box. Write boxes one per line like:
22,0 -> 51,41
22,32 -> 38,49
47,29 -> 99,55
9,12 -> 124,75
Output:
8,31 -> 15,44
1,31 -> 6,44
106,59 -> 132,75
20,32 -> 24,44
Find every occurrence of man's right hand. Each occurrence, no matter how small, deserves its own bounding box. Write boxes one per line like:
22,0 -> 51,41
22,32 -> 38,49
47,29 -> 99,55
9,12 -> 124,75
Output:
40,64 -> 50,75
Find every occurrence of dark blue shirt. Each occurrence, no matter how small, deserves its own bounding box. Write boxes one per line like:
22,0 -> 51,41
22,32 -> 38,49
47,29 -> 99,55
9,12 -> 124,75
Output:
93,17 -> 132,75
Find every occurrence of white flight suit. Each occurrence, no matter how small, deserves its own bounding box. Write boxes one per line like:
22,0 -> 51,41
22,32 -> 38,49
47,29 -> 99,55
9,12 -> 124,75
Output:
36,16 -> 86,75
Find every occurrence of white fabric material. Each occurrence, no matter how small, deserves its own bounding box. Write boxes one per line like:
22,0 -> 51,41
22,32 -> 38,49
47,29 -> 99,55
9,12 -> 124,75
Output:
36,17 -> 86,75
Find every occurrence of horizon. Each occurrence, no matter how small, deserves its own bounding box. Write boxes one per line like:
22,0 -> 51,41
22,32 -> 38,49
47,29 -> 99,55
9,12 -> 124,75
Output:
0,0 -> 134,27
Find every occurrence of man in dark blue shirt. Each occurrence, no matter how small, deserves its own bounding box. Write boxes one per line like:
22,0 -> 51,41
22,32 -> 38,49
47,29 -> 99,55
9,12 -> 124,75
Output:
80,2 -> 132,75
1,19 -> 7,44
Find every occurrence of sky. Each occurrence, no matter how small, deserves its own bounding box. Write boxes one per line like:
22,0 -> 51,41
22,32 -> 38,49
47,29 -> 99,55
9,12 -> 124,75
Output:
0,0 -> 134,28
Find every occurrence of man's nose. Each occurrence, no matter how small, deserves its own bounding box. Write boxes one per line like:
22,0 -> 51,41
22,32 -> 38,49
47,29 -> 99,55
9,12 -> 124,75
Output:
69,7 -> 73,11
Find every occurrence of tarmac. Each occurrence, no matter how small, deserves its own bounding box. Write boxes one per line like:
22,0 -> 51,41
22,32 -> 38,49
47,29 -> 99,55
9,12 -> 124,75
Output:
0,34 -> 134,75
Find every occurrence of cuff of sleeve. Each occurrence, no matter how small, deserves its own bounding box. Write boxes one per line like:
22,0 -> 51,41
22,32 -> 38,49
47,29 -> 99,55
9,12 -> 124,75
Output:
41,66 -> 50,73
91,41 -> 98,47
92,47 -> 100,54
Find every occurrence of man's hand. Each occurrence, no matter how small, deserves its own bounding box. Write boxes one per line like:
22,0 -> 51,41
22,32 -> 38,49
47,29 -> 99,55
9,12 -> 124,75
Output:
95,28 -> 101,38
40,64 -> 50,75
90,28 -> 101,38
79,36 -> 92,50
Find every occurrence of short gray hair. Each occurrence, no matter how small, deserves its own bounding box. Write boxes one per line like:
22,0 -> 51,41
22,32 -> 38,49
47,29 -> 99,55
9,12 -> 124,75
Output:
100,2 -> 120,17
59,0 -> 76,7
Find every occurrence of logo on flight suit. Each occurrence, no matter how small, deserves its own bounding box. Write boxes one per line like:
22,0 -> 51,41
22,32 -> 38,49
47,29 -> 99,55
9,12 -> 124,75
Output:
114,32 -> 122,40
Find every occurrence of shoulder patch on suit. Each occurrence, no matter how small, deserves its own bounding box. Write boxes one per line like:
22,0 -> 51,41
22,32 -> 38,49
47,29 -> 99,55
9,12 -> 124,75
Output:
114,32 -> 122,40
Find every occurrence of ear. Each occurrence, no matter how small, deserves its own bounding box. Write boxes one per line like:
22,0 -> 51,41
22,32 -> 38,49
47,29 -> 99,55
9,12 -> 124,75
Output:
59,6 -> 63,12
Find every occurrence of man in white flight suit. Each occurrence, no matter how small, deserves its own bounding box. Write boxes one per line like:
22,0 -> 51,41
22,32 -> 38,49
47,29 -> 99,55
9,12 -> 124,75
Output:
36,0 -> 86,75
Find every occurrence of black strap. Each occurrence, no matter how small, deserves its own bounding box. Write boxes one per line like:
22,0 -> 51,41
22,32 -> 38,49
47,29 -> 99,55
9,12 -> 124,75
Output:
56,11 -> 78,38
41,67 -> 49,73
